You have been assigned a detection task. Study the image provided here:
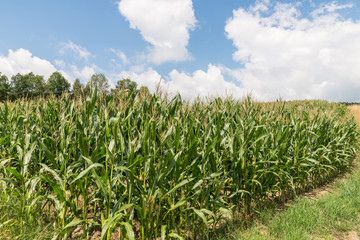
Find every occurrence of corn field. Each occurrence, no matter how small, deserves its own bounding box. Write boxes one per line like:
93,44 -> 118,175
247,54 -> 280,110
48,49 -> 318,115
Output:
0,87 -> 358,239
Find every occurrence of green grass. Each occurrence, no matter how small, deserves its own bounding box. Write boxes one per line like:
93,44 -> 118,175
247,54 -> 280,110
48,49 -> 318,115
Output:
217,162 -> 360,240
0,189 -> 54,240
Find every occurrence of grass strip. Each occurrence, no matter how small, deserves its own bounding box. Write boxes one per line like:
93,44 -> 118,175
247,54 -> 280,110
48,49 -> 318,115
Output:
217,161 -> 360,240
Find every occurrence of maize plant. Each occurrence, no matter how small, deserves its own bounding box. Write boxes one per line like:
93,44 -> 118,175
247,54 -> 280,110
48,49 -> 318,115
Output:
0,87 -> 358,239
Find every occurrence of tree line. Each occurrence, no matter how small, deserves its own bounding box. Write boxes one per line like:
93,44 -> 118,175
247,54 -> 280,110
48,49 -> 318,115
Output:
0,71 -> 149,101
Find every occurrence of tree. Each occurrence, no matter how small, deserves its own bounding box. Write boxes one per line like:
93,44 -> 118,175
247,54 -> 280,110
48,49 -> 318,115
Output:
11,73 -> 27,98
83,82 -> 91,98
90,73 -> 109,96
32,74 -> 46,97
46,72 -> 70,96
72,78 -> 83,99
111,78 -> 138,99
0,73 -> 10,101
11,72 -> 46,98
138,86 -> 150,96
117,78 -> 138,93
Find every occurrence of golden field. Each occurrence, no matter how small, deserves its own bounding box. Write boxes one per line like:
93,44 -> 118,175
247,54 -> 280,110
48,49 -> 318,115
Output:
348,105 -> 360,126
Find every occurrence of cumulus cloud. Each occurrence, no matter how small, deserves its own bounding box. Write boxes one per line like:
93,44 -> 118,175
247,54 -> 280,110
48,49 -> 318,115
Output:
0,48 -> 57,79
225,1 -> 360,101
114,65 -> 245,99
59,41 -> 93,61
61,62 -> 105,85
118,0 -> 196,64
0,47 -> 100,86
68,65 -> 96,82
166,65 -> 244,99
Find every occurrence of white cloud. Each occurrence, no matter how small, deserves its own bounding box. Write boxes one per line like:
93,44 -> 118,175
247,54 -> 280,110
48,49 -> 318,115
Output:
166,65 -> 244,99
109,48 -> 129,65
225,1 -> 360,101
0,48 -> 97,84
68,65 -> 96,82
60,41 -> 93,61
114,65 -> 245,99
54,60 -> 100,84
54,59 -> 66,68
118,0 -> 196,64
0,48 -> 57,79
312,2 -> 353,17
61,63 -> 104,85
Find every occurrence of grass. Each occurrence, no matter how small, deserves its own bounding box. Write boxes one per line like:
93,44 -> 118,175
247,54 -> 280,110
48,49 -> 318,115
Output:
216,161 -> 360,240
0,197 -> 54,240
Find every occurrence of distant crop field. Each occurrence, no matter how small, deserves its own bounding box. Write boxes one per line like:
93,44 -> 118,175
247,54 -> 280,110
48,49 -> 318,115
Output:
348,105 -> 360,126
0,89 -> 359,239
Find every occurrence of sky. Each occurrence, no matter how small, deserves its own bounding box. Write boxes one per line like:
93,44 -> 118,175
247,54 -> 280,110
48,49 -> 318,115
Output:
1,0 -> 360,101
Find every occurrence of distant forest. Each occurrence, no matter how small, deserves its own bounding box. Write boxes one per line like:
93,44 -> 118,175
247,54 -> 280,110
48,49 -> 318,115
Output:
0,71 -> 149,101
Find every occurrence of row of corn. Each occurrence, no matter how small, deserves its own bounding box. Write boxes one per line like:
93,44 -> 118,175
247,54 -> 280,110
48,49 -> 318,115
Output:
0,88 -> 358,239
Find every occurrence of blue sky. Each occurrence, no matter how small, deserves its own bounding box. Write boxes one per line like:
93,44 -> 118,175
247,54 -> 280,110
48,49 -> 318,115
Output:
1,0 -> 360,101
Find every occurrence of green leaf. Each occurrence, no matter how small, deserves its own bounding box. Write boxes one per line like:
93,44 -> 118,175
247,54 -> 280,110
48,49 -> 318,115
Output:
101,213 -> 129,239
5,167 -> 22,181
169,199 -> 187,212
161,225 -> 166,240
191,208 -> 209,229
120,222 -> 135,240
23,141 -> 36,174
108,139 -> 115,153
39,141 -> 56,166
200,208 -> 216,219
163,178 -> 194,197
71,163 -> 103,183
63,219 -> 83,229
168,232 -> 184,240
39,163 -> 64,188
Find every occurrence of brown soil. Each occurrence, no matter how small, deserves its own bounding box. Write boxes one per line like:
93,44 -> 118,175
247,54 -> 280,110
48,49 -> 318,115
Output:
346,231 -> 360,240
